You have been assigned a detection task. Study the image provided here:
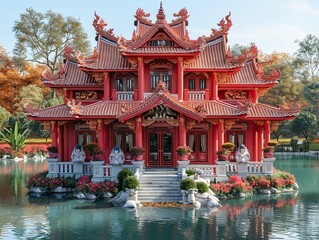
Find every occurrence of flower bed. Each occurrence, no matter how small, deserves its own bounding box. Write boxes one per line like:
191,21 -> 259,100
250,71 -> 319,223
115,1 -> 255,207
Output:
27,172 -> 119,199
211,171 -> 296,198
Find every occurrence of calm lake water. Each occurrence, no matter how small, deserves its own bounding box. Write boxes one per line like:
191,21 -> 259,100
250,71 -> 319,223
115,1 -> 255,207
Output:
0,155 -> 318,240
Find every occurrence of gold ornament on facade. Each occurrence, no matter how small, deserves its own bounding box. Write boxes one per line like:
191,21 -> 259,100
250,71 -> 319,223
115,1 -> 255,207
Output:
125,119 -> 136,131
86,120 -> 98,131
186,119 -> 196,131
103,119 -> 113,125
58,121 -> 67,126
224,120 -> 236,130
41,121 -> 51,131
254,121 -> 264,126
92,73 -> 104,84
74,91 -> 98,100
225,90 -> 247,99
216,72 -> 231,83
128,58 -> 138,69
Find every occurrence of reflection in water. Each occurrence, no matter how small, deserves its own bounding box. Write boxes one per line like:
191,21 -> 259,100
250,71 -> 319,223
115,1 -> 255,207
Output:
0,156 -> 318,239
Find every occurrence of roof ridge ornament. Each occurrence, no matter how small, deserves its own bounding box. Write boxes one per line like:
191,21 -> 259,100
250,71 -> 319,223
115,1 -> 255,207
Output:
66,98 -> 83,115
41,63 -> 65,80
156,2 -> 166,23
135,8 -> 152,24
172,8 -> 189,23
93,11 -> 107,32
237,99 -> 253,114
210,12 -> 232,39
256,66 -> 281,81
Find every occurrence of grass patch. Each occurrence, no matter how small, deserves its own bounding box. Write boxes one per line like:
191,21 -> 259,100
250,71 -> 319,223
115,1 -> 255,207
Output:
310,144 -> 319,151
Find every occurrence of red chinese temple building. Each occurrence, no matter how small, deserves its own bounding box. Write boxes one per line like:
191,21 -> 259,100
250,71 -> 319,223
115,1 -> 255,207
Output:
25,4 -> 298,167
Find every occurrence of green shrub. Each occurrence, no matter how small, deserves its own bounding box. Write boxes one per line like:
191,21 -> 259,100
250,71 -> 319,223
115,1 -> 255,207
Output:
196,182 -> 208,193
180,178 -> 197,190
118,169 -> 133,190
186,169 -> 195,176
122,176 -> 140,189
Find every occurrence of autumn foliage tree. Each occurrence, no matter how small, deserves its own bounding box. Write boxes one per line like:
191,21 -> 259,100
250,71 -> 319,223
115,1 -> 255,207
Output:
0,45 -> 47,113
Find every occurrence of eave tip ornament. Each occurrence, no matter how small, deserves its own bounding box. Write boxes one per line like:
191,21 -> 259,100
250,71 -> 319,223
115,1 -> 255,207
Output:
67,98 -> 83,115
93,11 -> 107,32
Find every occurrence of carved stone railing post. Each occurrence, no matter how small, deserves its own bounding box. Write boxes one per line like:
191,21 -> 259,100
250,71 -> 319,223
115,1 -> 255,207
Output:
91,161 -> 105,182
262,157 -> 276,175
47,158 -> 59,178
73,162 -> 84,179
237,162 -> 249,178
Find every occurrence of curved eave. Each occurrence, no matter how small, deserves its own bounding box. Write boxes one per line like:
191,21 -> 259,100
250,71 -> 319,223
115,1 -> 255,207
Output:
218,83 -> 276,88
79,66 -> 135,72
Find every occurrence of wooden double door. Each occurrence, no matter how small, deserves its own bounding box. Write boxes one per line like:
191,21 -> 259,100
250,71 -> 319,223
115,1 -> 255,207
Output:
148,130 -> 173,166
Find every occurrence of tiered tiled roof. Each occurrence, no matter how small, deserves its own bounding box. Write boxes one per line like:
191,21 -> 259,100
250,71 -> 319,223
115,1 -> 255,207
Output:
246,103 -> 299,119
81,39 -> 131,70
219,61 -> 278,85
25,104 -> 74,120
186,38 -> 237,70
43,61 -> 97,86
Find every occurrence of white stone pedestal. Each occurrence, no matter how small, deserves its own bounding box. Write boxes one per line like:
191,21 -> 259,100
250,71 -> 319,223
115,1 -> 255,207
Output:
237,162 -> 249,178
47,158 -> 59,178
262,157 -> 276,175
73,162 -> 84,179
131,160 -> 145,175
91,161 -> 105,182
177,160 -> 190,175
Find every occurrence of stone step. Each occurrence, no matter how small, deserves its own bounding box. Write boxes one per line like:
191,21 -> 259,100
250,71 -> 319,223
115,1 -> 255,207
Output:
138,197 -> 182,203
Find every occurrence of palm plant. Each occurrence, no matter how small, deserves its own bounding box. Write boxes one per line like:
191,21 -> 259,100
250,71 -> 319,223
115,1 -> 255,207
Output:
0,121 -> 28,152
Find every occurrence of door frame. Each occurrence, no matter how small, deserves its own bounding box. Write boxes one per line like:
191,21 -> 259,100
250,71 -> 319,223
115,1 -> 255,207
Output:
147,128 -> 175,167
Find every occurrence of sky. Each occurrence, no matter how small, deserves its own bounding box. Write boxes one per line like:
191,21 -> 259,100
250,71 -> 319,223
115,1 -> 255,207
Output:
1,0 -> 319,56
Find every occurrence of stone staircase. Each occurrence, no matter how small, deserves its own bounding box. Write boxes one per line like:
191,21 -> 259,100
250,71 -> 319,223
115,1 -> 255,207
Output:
137,168 -> 182,203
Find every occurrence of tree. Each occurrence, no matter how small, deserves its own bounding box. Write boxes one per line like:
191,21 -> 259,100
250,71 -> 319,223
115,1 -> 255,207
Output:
303,82 -> 319,112
19,84 -> 44,110
13,8 -> 90,73
271,121 -> 292,142
291,112 -> 318,141
259,56 -> 304,107
293,34 -> 319,83
0,106 -> 10,131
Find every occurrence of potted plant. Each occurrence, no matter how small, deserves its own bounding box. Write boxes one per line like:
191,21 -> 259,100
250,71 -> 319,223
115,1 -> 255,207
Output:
221,142 -> 235,150
84,142 -> 98,161
130,146 -> 145,161
216,149 -> 228,161
176,145 -> 193,160
47,145 -> 58,158
263,146 -> 274,158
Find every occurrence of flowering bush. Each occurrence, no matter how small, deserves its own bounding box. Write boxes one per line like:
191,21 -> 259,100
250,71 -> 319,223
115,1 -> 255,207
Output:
27,171 -> 77,191
211,171 -> 296,198
75,181 -> 119,196
176,146 -> 193,156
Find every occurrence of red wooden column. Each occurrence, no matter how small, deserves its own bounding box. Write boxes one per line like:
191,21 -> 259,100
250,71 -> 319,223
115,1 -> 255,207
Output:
177,57 -> 184,100
137,57 -> 145,100
211,73 -> 218,100
97,119 -> 104,158
179,116 -> 186,146
253,122 -> 258,161
63,123 -> 69,161
212,121 -> 218,164
57,123 -> 63,161
135,117 -> 143,147
264,120 -> 270,147
103,72 -> 110,100
257,124 -> 263,161
252,88 -> 258,104
104,123 -> 110,164
217,120 -> 224,150
247,121 -> 254,159
51,121 -> 58,146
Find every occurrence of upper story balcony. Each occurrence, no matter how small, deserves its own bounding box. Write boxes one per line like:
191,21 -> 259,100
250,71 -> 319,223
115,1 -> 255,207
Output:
184,89 -> 210,101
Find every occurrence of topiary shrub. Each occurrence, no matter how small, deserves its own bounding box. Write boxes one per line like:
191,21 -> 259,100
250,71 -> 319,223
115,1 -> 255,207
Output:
186,169 -> 195,176
180,178 -> 197,190
122,176 -> 140,189
118,169 -> 133,191
196,182 -> 208,193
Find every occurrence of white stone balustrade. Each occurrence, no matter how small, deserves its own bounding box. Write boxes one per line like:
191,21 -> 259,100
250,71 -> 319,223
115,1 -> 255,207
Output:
188,91 -> 205,100
117,91 -> 134,100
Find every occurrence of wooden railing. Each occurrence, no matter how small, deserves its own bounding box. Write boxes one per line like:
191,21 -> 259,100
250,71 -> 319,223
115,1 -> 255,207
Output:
188,91 -> 205,100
